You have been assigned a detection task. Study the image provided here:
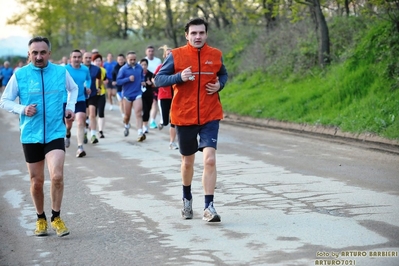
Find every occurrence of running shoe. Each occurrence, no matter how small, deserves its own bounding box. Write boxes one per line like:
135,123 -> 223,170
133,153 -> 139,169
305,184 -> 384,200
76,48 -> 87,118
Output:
34,218 -> 48,236
181,198 -> 193,219
64,137 -> 70,148
203,202 -> 221,222
137,133 -> 146,142
149,121 -> 157,129
109,105 -> 113,111
91,135 -> 99,144
51,217 -> 70,237
83,132 -> 88,144
76,147 -> 86,158
99,131 -> 105,138
158,123 -> 164,130
169,142 -> 179,150
124,127 -> 129,137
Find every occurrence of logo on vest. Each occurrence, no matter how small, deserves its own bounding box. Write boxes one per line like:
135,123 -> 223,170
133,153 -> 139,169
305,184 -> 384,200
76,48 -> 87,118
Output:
29,80 -> 41,92
204,60 -> 213,65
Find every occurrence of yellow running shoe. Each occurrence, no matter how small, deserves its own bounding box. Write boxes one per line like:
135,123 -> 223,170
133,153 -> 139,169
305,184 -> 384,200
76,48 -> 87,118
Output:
34,218 -> 48,236
51,217 -> 70,237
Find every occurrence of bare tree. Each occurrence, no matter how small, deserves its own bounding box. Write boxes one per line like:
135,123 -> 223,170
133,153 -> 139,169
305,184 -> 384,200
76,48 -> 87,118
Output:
295,0 -> 331,66
164,0 -> 179,47
262,0 -> 277,29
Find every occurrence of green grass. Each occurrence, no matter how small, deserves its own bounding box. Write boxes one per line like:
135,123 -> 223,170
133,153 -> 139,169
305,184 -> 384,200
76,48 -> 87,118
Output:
221,20 -> 399,140
221,62 -> 399,140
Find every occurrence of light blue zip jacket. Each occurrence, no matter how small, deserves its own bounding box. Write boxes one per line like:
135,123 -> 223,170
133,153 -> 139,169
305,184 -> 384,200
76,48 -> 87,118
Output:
0,62 -> 77,144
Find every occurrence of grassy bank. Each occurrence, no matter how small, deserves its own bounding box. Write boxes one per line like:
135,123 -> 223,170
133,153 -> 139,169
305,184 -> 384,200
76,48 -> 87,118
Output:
221,21 -> 399,140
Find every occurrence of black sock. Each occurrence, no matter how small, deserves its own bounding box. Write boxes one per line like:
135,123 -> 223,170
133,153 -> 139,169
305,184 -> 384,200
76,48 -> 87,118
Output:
51,210 -> 60,222
182,185 -> 192,200
37,212 -> 46,220
66,133 -> 71,138
205,195 -> 214,209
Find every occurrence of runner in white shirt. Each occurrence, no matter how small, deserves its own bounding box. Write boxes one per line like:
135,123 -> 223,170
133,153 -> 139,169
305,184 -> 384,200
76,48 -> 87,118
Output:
145,45 -> 162,129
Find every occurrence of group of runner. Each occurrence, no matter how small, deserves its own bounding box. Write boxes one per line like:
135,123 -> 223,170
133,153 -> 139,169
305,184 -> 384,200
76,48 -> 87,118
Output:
0,18 -> 227,239
60,45 -> 179,158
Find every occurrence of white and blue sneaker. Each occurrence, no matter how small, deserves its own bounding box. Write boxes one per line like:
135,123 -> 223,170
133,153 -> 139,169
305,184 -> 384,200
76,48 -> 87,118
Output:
181,198 -> 193,219
203,202 -> 221,222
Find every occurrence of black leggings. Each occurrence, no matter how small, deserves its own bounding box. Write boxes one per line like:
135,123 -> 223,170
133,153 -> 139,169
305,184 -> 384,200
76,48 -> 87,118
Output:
159,99 -> 174,127
97,94 -> 106,118
142,95 -> 153,122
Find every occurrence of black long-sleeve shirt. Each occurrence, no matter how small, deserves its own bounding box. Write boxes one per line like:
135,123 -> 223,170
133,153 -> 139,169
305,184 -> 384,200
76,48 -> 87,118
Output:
112,63 -> 125,91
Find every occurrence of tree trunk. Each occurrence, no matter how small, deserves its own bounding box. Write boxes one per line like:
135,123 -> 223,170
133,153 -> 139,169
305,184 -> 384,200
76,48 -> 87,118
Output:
203,0 -> 220,29
123,0 -> 129,39
344,0 -> 350,17
164,0 -> 178,48
217,0 -> 230,28
313,0 -> 330,66
263,0 -> 276,29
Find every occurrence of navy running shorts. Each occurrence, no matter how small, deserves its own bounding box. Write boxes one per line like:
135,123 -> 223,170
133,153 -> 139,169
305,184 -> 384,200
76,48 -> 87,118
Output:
176,120 -> 220,156
106,81 -> 115,89
124,93 -> 142,102
75,101 -> 87,113
63,101 -> 86,116
22,138 -> 65,163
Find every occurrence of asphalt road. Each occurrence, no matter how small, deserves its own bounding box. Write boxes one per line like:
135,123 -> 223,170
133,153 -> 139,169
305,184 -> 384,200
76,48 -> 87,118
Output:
1,103 -> 398,266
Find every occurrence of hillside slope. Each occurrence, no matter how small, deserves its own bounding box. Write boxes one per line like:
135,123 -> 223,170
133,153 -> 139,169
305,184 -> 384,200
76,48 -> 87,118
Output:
221,21 -> 399,140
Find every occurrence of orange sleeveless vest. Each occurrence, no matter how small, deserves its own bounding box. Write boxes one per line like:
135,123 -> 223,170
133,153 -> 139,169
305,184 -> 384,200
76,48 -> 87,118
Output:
171,43 -> 224,126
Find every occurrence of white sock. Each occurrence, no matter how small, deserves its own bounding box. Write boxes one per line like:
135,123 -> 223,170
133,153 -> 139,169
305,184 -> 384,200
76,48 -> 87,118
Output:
98,118 -> 104,132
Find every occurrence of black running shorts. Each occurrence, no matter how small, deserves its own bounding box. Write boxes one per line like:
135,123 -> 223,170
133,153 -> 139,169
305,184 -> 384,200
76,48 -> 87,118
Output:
22,138 -> 65,163
86,95 -> 99,107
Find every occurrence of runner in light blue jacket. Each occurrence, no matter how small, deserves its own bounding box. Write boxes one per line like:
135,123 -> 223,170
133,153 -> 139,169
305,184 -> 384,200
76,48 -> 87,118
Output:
0,36 -> 78,238
1,61 -> 78,143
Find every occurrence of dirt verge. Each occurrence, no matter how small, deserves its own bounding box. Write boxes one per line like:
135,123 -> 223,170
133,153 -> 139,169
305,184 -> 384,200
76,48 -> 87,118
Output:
223,113 -> 399,155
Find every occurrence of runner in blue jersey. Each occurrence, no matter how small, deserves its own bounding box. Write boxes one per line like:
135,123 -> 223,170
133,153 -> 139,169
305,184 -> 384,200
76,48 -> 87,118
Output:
83,52 -> 102,145
116,51 -> 146,141
64,50 -> 91,157
103,53 -> 117,110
